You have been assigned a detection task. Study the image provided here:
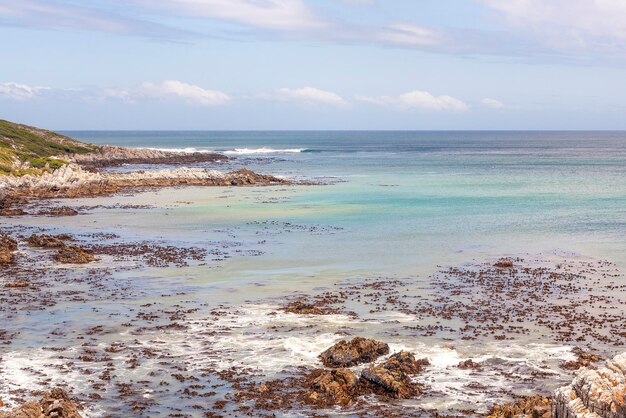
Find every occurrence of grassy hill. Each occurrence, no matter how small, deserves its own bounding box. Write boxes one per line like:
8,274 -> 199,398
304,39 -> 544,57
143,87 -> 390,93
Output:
0,120 -> 99,175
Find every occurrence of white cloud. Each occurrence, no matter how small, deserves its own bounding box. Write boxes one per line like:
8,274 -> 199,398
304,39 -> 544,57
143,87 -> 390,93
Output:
0,0 -> 194,40
376,23 -> 443,47
140,80 -> 230,105
0,82 -> 48,100
144,0 -> 325,30
271,87 -> 349,107
481,98 -> 505,109
358,90 -> 468,112
483,0 -> 626,49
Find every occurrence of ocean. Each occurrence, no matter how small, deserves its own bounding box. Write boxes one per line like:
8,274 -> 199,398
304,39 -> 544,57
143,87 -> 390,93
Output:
3,130 -> 626,416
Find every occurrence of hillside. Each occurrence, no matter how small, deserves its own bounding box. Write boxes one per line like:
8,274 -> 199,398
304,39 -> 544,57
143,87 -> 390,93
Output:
0,120 -> 100,175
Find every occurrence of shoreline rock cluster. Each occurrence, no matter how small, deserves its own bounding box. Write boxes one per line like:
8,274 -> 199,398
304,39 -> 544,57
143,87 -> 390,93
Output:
0,388 -> 82,418
68,144 -> 226,169
553,352 -> 626,418
488,352 -> 626,418
0,164 -> 289,210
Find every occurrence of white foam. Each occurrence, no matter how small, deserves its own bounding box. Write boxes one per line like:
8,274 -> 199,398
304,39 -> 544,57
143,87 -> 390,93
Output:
145,147 -> 214,153
223,148 -> 306,155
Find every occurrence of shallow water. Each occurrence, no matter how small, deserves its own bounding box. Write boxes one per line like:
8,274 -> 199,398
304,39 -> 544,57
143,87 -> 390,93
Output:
2,131 -> 626,416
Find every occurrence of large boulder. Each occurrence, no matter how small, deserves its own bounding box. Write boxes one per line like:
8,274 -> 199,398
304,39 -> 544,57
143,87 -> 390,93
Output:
553,352 -> 626,418
320,337 -> 389,368
0,388 -> 82,418
360,351 -> 427,399
302,368 -> 359,407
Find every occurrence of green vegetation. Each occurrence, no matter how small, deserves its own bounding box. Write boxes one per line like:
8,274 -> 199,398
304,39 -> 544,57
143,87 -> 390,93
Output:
0,120 -> 99,175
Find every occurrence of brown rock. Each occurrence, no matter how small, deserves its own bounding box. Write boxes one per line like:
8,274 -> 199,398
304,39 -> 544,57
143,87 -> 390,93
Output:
360,362 -> 421,399
559,347 -> 602,370
383,351 -> 430,375
0,208 -> 27,216
53,246 -> 95,264
487,395 -> 552,418
5,279 -> 31,288
0,388 -> 82,418
320,337 -> 389,368
0,234 -> 17,265
27,234 -> 66,248
302,368 -> 358,407
494,259 -> 514,268
458,359 -> 482,370
38,207 -> 79,217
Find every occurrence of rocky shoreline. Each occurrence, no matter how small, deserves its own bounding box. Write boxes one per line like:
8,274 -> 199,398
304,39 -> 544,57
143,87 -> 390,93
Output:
2,224 -> 625,417
68,144 -> 227,169
0,163 -> 289,213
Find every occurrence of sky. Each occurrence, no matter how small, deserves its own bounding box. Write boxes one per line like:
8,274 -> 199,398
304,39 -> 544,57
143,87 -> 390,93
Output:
1,0 -> 626,130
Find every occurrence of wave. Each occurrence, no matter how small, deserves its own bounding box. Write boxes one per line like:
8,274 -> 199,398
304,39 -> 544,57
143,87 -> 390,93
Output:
146,147 -> 214,154
223,147 -> 307,155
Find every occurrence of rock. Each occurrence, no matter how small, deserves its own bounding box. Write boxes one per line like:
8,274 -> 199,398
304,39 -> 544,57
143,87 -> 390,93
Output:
38,207 -> 78,217
559,347 -> 602,370
40,388 -> 82,418
494,259 -> 514,268
282,300 -> 339,315
4,279 -> 30,288
360,364 -> 420,399
53,246 -> 95,264
0,234 -> 17,265
320,337 -> 389,368
27,234 -> 66,248
383,351 -> 430,375
458,359 -> 482,370
553,352 -> 626,418
302,368 -> 359,407
0,208 -> 26,216
0,388 -> 82,418
358,351 -> 427,399
487,395 -> 552,418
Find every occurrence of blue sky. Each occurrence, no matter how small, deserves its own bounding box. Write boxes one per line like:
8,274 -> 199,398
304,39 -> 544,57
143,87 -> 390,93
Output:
1,0 -> 626,130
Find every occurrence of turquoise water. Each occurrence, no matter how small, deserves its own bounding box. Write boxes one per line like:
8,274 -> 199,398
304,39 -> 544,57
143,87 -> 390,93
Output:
67,130 -> 626,274
3,131 -> 626,416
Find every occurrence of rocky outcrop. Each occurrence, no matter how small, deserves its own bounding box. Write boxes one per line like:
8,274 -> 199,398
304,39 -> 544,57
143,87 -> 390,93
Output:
28,234 -> 66,248
320,337 -> 390,368
0,164 -> 289,201
0,388 -> 82,418
360,351 -> 428,399
559,347 -> 602,371
53,246 -> 95,264
302,368 -> 359,407
69,145 -> 225,168
553,352 -> 626,418
487,395 -> 552,418
0,234 -> 17,264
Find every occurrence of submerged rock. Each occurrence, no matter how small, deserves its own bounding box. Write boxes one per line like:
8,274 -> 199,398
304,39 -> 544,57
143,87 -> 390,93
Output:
320,337 -> 390,368
0,234 -> 17,265
27,234 -> 66,248
38,207 -> 79,217
553,352 -> 626,418
53,246 -> 95,264
0,388 -> 82,418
